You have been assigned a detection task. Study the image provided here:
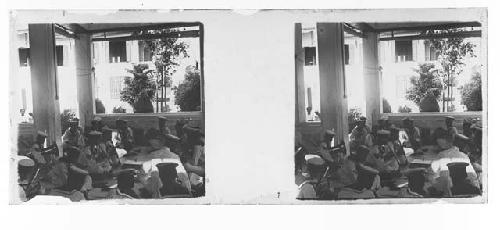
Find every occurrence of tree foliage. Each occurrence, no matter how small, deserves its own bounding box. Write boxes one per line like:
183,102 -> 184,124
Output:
174,66 -> 201,112
460,72 -> 482,111
120,64 -> 156,113
406,63 -> 443,105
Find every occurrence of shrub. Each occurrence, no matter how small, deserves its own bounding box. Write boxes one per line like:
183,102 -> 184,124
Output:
419,93 -> 440,112
383,98 -> 392,113
398,105 -> 412,113
95,98 -> 106,114
112,106 -> 127,113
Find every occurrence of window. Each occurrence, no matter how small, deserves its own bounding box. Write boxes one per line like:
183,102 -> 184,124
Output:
304,47 -> 316,66
395,40 -> 413,62
425,41 -> 438,61
18,48 -> 30,66
56,45 -> 64,66
138,41 -> 153,62
110,76 -> 125,99
109,41 -> 127,63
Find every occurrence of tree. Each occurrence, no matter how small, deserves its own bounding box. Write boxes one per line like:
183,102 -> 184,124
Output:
120,64 -> 156,113
406,63 -> 443,111
425,29 -> 476,111
174,66 -> 201,112
143,29 -> 189,112
460,72 -> 482,111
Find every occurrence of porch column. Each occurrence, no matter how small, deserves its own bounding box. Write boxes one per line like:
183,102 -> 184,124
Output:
363,32 -> 381,128
316,23 -> 349,145
28,24 -> 62,155
295,23 -> 306,124
75,34 -> 95,127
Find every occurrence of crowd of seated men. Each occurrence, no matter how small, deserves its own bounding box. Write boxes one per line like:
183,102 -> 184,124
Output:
16,116 -> 205,202
295,115 -> 483,200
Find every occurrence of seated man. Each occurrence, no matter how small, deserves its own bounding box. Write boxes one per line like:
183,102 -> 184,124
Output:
28,131 -> 49,164
349,116 -> 370,149
366,130 -> 400,173
37,146 -> 92,200
401,117 -> 421,150
113,119 -> 134,150
158,116 -> 172,135
317,129 -> 337,163
425,128 -> 480,197
62,118 -> 85,149
335,146 -> 379,199
297,155 -> 328,199
80,131 -> 113,176
126,129 -> 191,197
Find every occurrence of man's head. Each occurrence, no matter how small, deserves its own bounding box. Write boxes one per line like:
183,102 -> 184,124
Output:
445,116 -> 455,127
116,119 -> 127,130
146,128 -> 164,150
88,131 -> 103,146
402,117 -> 412,127
20,109 -> 25,116
91,116 -> 102,128
306,106 -> 312,115
434,127 -> 454,150
304,155 -> 326,178
42,145 -> 59,163
357,116 -> 367,127
35,131 -> 47,147
376,129 -> 391,144
323,128 -> 335,144
69,118 -> 79,130
353,145 -> 370,163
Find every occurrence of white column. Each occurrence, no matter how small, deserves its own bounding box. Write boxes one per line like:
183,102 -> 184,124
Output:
363,32 -> 382,128
295,23 -> 306,124
317,23 -> 349,145
28,24 -> 62,155
75,34 -> 95,127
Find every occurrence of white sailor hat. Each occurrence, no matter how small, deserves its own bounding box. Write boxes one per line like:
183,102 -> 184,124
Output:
377,129 -> 391,135
18,157 -> 35,167
88,130 -> 103,136
304,154 -> 325,166
445,116 -> 455,120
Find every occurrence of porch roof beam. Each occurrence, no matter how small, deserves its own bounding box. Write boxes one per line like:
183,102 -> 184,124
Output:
91,30 -> 200,42
77,22 -> 201,34
379,30 -> 481,41
373,22 -> 481,33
